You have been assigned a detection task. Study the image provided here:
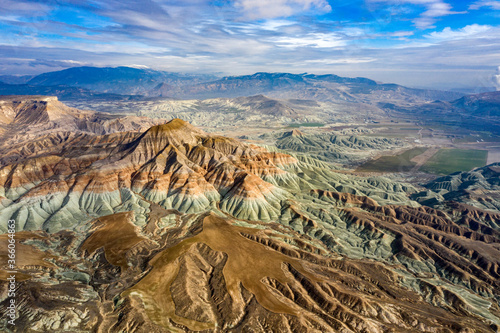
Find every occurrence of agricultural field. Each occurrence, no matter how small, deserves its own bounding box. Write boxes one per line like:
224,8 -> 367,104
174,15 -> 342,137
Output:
356,147 -> 427,172
453,133 -> 500,144
420,148 -> 488,175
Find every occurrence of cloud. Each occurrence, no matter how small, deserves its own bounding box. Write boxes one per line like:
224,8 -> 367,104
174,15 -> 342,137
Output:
0,0 -> 52,16
493,66 -> 500,90
27,59 -> 86,68
305,58 -> 376,64
272,33 -> 346,48
425,24 -> 492,40
0,0 -> 498,90
389,31 -> 415,37
0,52 -> 92,74
414,1 -> 452,29
258,20 -> 296,31
367,0 -> 462,29
128,64 -> 150,69
234,0 -> 331,20
469,0 -> 500,10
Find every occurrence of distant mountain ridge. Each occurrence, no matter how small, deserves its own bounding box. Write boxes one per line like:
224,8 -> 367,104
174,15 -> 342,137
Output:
153,71 -> 464,102
0,81 -> 137,101
0,74 -> 34,85
3,66 -> 464,104
27,66 -> 218,95
379,90 -> 500,132
452,90 -> 500,117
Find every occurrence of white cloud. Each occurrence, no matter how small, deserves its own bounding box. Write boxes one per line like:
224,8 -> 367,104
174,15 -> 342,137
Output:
0,15 -> 22,22
367,0 -> 462,29
272,33 -> 345,48
235,0 -> 331,20
493,66 -> 500,90
128,64 -> 150,69
340,27 -> 367,37
305,58 -> 376,64
0,0 -> 51,15
389,31 -> 415,37
414,1 -> 464,28
107,10 -> 170,31
1,0 -> 499,90
258,20 -> 296,31
469,0 -> 500,10
425,24 -> 493,40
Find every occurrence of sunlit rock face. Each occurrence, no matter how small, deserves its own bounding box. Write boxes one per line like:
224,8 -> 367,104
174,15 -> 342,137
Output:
0,96 -> 499,333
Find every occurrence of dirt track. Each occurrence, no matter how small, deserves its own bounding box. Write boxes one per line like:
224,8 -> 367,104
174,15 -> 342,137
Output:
410,147 -> 439,172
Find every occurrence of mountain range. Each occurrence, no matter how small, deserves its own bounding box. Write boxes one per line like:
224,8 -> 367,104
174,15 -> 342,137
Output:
380,90 -> 500,132
1,66 -> 465,103
25,66 -> 217,95
152,71 -> 465,102
8,66 -> 498,134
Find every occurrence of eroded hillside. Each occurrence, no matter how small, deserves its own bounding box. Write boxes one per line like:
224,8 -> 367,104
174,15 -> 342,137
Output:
0,97 -> 499,332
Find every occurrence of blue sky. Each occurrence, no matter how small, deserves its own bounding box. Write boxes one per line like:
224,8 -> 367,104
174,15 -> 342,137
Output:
0,0 -> 499,89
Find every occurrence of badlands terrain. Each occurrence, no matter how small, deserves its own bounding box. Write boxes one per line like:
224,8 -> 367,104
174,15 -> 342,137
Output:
0,93 -> 499,332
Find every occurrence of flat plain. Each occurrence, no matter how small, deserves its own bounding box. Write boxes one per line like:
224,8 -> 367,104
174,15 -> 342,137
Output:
420,148 -> 488,175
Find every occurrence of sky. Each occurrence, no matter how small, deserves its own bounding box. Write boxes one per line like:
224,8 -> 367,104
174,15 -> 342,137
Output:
0,0 -> 499,90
